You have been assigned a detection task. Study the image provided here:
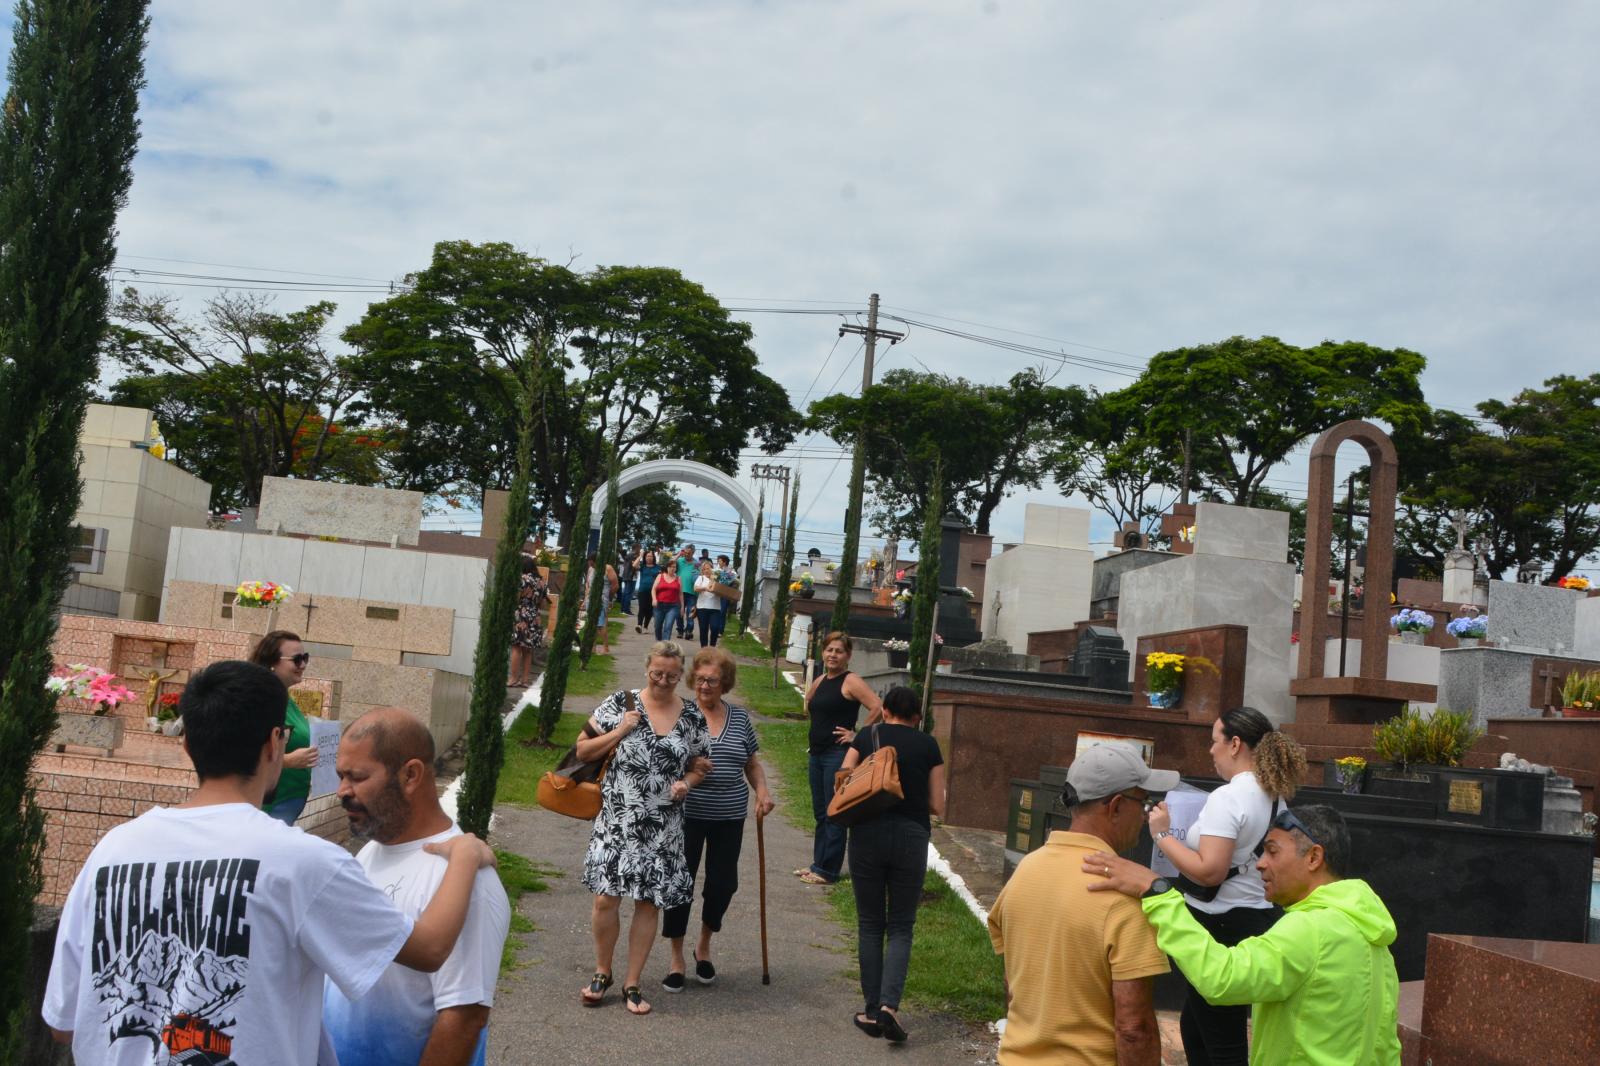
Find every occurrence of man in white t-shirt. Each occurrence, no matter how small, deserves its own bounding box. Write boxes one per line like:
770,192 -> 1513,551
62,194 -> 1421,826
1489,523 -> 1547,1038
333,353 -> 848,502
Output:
322,707 -> 511,1066
42,660 -> 495,1066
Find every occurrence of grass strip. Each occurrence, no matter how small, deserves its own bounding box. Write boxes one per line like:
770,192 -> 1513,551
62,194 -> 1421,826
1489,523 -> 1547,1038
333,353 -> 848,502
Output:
495,848 -> 561,973
753,718 -> 816,832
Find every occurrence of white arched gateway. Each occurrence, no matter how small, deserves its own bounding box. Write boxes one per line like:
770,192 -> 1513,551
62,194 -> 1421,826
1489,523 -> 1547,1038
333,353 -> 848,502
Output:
589,458 -> 761,533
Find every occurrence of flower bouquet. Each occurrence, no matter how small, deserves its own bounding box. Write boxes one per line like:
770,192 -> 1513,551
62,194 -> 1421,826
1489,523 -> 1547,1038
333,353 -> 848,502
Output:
1145,652 -> 1187,709
1445,615 -> 1487,645
235,580 -> 292,608
1557,575 -> 1591,591
1390,608 -> 1434,644
883,637 -> 911,668
47,665 -> 136,717
892,589 -> 912,619
1333,755 -> 1367,794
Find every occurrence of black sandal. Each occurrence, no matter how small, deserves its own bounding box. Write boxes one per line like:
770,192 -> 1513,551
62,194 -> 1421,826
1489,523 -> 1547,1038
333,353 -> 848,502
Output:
581,972 -> 612,1006
877,1008 -> 908,1043
853,1012 -> 883,1037
623,985 -> 651,1015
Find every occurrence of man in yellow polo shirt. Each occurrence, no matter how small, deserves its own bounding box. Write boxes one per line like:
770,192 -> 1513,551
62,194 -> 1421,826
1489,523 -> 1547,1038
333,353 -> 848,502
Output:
988,743 -> 1179,1065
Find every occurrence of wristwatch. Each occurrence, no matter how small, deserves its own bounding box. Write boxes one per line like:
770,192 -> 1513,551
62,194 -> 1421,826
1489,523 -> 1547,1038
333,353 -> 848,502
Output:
1142,877 -> 1174,899
1153,829 -> 1173,842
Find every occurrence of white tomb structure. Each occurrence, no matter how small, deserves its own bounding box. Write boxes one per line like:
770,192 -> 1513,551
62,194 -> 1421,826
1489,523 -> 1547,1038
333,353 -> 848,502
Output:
1118,502 -> 1296,724
980,503 -> 1094,652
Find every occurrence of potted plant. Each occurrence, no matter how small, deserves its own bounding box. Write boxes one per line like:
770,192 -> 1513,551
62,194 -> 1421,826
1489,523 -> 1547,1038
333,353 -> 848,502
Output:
1363,707 -> 1543,828
153,692 -> 183,736
793,572 -> 815,599
883,638 -> 910,669
1560,670 -> 1600,718
1389,608 -> 1435,645
1331,755 -> 1367,794
1145,652 -> 1186,709
47,664 -> 137,754
1445,615 -> 1488,647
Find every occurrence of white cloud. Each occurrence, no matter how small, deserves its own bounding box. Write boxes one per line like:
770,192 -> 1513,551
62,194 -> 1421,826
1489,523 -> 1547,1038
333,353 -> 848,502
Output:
44,0 -> 1600,550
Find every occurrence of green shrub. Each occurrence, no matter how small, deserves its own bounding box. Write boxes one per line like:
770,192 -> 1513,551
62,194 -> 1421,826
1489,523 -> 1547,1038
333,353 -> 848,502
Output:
1371,706 -> 1483,769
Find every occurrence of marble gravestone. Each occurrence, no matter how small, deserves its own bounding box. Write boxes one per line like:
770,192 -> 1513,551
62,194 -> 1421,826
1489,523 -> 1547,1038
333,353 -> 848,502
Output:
1118,502 -> 1295,723
258,477 -> 424,546
1486,580 -> 1582,653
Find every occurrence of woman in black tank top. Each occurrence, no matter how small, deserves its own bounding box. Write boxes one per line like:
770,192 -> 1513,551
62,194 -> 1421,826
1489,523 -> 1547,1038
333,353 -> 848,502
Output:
796,632 -> 883,885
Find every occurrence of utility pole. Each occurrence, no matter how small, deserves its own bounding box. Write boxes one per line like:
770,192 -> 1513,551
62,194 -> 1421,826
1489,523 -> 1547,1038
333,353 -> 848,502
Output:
833,294 -> 905,630
749,463 -> 791,570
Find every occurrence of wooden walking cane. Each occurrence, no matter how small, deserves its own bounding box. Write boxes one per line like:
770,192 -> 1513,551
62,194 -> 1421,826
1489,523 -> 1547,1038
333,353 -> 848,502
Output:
757,808 -> 771,984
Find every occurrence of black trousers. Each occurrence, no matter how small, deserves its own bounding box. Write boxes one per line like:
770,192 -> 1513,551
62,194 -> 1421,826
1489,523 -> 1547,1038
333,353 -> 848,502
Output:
1177,903 -> 1281,1066
636,588 -> 654,628
662,816 -> 745,939
848,816 -> 929,1012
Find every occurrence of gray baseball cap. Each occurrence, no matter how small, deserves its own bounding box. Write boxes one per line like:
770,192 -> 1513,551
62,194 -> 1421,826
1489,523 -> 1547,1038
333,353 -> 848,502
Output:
1067,743 -> 1181,804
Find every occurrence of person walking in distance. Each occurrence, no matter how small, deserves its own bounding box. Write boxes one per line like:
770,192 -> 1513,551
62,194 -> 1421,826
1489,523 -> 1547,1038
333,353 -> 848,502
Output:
796,633 -> 883,885
651,562 -> 683,643
693,560 -> 723,647
634,549 -> 661,635
674,545 -> 699,639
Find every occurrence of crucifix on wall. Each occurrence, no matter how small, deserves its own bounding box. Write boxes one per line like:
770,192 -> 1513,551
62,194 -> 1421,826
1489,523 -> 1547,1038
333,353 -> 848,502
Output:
298,594 -> 319,635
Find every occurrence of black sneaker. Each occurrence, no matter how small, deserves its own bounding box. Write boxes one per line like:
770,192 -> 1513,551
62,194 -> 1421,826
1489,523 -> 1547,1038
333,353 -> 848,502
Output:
661,971 -> 686,993
694,952 -> 716,985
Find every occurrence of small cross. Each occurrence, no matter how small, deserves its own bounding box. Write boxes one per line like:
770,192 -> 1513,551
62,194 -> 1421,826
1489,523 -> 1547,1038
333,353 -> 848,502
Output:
1536,661 -> 1564,711
300,595 -> 318,634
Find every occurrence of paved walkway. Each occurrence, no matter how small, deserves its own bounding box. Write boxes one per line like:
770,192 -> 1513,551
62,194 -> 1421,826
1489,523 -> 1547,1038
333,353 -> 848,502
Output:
486,621 -> 998,1065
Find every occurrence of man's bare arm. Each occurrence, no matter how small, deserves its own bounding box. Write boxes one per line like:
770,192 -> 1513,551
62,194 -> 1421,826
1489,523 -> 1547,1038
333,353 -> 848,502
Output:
419,1004 -> 492,1066
1111,977 -> 1161,1066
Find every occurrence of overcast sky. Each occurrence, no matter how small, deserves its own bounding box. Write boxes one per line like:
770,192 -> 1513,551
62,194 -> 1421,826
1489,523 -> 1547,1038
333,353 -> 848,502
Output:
42,1 -> 1600,560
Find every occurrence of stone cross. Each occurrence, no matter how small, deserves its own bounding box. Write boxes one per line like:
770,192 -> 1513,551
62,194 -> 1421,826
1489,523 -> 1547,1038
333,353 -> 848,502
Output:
299,594 -> 319,635
1450,510 -> 1471,552
1535,661 -> 1565,711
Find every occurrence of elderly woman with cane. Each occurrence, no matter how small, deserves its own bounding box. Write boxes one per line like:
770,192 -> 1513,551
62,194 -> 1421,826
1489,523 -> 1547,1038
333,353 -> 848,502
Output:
661,647 -> 775,991
578,642 -> 710,1015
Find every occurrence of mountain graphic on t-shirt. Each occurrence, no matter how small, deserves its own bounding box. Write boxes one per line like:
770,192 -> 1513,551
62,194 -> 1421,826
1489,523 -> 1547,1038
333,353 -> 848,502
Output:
92,929 -> 247,1048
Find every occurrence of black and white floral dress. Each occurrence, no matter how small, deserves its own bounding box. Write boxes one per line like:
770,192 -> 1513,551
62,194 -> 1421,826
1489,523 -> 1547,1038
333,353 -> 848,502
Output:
582,690 -> 711,907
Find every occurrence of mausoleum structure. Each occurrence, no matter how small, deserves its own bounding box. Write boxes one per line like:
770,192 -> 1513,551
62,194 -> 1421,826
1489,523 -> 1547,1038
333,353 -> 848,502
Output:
980,503 -> 1092,654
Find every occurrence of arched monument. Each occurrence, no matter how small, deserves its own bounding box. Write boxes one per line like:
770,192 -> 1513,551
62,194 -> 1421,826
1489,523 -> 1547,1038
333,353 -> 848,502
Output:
587,458 -> 763,581
1291,419 -> 1436,724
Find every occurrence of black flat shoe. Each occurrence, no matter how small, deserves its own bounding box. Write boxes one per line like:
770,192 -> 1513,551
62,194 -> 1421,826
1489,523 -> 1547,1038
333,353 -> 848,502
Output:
661,971 -> 685,993
693,951 -> 716,985
853,1012 -> 883,1037
877,1008 -> 908,1043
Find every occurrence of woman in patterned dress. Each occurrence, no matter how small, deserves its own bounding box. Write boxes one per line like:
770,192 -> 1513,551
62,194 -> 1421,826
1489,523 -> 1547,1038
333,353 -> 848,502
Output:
578,641 -> 711,1015
508,554 -> 548,688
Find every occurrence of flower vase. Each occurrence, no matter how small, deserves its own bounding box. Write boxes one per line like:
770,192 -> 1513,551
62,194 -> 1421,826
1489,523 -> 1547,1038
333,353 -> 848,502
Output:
1457,637 -> 1480,648
887,649 -> 909,669
1333,766 -> 1364,794
1399,630 -> 1424,646
1148,688 -> 1181,709
229,604 -> 279,634
798,588 -> 814,599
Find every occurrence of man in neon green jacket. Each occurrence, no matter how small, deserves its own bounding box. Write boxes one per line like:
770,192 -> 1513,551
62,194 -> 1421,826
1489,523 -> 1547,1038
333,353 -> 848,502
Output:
1084,804 -> 1401,1065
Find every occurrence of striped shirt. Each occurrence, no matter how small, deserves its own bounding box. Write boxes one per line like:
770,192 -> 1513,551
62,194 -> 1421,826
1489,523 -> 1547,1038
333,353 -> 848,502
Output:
684,703 -> 759,821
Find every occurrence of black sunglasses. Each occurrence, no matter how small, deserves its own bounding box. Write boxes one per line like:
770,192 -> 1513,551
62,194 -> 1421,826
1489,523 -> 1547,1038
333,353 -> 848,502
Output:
1257,809 -> 1318,856
282,652 -> 310,667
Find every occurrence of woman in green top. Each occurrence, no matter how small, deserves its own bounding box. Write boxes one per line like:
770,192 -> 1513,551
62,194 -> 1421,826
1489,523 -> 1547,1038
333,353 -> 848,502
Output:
250,630 -> 321,826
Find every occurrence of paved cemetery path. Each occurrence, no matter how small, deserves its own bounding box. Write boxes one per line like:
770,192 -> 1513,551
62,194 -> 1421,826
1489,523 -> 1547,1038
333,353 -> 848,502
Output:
486,622 -> 997,1065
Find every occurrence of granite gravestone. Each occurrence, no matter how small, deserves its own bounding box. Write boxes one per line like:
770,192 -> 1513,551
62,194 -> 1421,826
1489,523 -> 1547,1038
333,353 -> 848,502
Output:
1069,626 -> 1131,691
1486,579 -> 1581,653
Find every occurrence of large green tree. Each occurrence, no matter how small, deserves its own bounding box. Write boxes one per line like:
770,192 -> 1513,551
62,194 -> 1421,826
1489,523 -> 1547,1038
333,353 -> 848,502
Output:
0,0 -> 148,1051
346,242 -> 801,541
1055,391 -> 1180,538
1103,336 -> 1428,507
102,291 -> 373,507
1397,376 -> 1600,581
809,367 -> 1087,538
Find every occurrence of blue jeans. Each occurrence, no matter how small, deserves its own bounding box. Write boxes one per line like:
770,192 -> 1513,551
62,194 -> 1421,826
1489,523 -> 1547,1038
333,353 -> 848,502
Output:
808,746 -> 849,880
850,817 -> 930,1012
265,795 -> 307,827
618,582 -> 634,614
697,607 -> 722,646
653,603 -> 681,642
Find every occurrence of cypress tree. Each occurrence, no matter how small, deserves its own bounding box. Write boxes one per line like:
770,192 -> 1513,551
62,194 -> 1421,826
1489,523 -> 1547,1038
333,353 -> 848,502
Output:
738,489 -> 764,635
579,461 -> 618,667
535,486 -> 592,744
830,439 -> 867,633
768,476 -> 800,685
908,458 -> 943,725
0,1 -> 148,1050
456,370 -> 537,836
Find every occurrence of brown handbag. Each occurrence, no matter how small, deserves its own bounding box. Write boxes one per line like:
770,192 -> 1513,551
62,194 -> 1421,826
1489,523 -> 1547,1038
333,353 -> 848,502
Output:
536,690 -> 631,820
826,724 -> 904,827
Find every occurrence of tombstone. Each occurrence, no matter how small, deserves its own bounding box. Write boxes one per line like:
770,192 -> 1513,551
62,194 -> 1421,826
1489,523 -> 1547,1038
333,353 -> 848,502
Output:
1119,501 -> 1295,723
257,476 -> 424,546
1485,579 -> 1581,652
980,503 -> 1093,651
1069,626 -> 1130,691
1158,501 -> 1197,555
1441,512 -> 1480,605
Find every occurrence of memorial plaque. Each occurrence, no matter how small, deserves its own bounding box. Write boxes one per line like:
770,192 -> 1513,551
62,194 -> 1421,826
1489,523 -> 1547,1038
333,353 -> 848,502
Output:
1017,788 -> 1033,811
365,606 -> 401,621
1448,779 -> 1484,816
291,688 -> 326,719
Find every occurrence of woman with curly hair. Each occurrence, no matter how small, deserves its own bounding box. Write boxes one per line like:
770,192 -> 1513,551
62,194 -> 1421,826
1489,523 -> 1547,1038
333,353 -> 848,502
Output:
1147,706 -> 1307,1066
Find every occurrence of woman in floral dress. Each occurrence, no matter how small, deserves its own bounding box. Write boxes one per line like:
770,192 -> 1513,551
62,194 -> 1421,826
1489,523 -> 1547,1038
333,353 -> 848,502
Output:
578,641 -> 710,1016
508,555 -> 548,688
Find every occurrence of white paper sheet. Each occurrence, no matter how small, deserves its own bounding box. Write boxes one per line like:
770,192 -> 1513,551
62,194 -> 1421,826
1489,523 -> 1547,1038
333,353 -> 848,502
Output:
1149,787 -> 1209,879
307,718 -> 343,798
